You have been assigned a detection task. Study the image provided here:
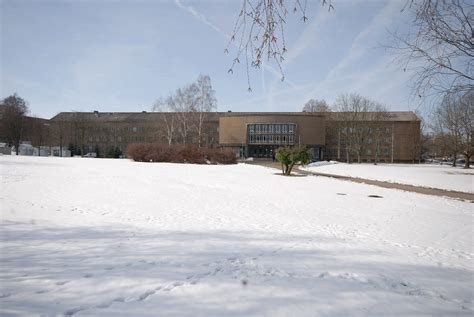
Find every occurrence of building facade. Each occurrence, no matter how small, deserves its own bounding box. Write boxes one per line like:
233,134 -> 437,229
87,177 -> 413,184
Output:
1,110 -> 421,162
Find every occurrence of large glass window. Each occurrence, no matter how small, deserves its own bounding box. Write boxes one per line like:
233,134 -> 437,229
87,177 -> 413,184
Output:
247,123 -> 296,145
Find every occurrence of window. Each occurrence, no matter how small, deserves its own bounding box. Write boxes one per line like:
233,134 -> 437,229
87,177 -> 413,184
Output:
247,122 -> 296,145
132,127 -> 137,133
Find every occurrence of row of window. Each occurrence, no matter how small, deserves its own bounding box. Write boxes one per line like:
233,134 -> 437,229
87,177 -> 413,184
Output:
326,147 -> 391,156
88,135 -> 145,143
248,123 -> 296,134
90,126 -> 145,133
248,134 -> 295,144
340,127 -> 391,134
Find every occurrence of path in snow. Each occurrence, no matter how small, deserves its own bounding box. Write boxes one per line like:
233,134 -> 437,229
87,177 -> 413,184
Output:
302,162 -> 474,193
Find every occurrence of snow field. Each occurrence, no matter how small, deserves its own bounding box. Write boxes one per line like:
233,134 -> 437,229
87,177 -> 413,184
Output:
0,156 -> 473,316
303,162 -> 474,193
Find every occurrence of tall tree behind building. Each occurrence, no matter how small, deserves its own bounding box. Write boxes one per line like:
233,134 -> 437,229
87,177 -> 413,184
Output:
0,94 -> 29,155
302,99 -> 331,112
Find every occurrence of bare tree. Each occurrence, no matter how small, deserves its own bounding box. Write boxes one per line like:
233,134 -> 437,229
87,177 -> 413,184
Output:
70,112 -> 89,157
53,119 -> 67,157
457,90 -> 473,168
411,110 -> 426,163
303,99 -> 331,112
152,97 -> 177,146
29,117 -> 49,156
0,94 -> 29,155
192,75 -> 217,147
389,0 -> 473,99
369,103 -> 390,165
433,90 -> 473,168
335,93 -> 375,163
171,85 -> 197,145
226,0 -> 333,90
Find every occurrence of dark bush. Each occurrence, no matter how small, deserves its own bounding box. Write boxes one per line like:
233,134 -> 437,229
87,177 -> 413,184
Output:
126,143 -> 237,165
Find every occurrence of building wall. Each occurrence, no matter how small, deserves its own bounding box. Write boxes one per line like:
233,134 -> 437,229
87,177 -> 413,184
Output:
219,114 -> 326,146
48,112 -> 220,157
40,111 -> 420,161
324,119 -> 421,163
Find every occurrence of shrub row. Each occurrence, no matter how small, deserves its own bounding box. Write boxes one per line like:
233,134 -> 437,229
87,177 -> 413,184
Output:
126,143 -> 237,164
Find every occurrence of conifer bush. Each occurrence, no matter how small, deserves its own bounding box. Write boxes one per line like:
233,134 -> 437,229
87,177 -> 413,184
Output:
275,145 -> 310,175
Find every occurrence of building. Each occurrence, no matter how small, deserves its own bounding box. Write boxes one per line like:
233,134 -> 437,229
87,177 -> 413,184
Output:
219,112 -> 420,162
1,110 -> 421,162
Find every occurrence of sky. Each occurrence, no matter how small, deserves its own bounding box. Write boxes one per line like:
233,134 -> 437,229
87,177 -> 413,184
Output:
1,0 -> 422,119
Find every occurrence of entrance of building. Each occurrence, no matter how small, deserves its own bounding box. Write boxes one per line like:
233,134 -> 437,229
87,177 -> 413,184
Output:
248,145 -> 277,158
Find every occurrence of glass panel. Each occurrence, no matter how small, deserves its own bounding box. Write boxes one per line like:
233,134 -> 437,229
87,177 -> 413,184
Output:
288,124 -> 294,133
275,125 -> 281,133
249,125 -> 254,133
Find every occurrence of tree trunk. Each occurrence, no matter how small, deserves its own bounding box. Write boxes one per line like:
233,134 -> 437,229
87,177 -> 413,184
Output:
464,154 -> 471,168
59,136 -> 63,157
287,163 -> 296,175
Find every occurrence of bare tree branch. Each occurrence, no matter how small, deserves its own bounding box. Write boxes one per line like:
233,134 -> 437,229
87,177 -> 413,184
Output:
388,0 -> 474,100
226,0 -> 333,91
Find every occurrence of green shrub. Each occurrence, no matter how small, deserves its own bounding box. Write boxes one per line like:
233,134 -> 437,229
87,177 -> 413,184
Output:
275,145 -> 310,175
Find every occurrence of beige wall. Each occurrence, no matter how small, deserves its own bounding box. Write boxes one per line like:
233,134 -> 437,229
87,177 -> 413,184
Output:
219,114 -> 326,146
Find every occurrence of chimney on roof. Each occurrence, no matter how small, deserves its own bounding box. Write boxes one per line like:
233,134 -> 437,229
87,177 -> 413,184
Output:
142,111 -> 147,113
227,110 -> 232,112
93,110 -> 99,117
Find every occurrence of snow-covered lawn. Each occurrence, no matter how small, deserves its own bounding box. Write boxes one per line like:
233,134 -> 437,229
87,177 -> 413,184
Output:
1,156 -> 472,316
303,162 -> 474,193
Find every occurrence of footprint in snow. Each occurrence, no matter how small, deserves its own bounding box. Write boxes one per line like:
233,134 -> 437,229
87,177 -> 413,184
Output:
35,289 -> 49,294
113,297 -> 126,303
0,293 -> 11,299
137,290 -> 155,301
64,306 -> 87,316
56,280 -> 69,286
83,273 -> 93,278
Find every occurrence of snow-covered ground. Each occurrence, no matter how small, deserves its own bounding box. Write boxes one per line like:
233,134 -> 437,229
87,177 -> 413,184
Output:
303,162 -> 474,193
1,156 -> 473,316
